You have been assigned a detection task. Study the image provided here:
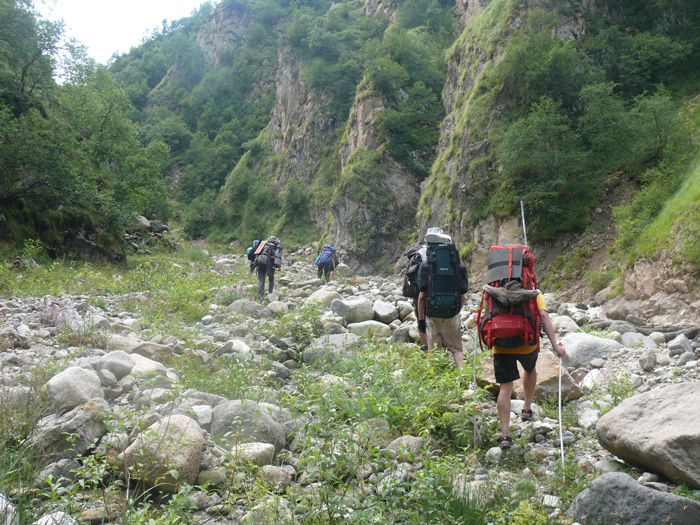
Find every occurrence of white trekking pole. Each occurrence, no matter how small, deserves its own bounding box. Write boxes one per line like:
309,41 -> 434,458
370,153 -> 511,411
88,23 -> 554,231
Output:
558,354 -> 565,480
523,200 -> 565,477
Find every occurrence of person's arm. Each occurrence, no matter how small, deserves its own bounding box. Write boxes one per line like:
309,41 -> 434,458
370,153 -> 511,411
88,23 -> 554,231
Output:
460,293 -> 466,308
540,309 -> 565,357
417,292 -> 427,334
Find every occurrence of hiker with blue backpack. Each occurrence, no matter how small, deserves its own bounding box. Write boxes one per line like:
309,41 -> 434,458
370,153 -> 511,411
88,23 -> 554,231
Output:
314,244 -> 339,283
417,228 -> 469,371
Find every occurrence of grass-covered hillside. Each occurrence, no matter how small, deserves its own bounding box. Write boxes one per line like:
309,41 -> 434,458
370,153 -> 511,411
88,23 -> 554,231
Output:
421,0 -> 700,259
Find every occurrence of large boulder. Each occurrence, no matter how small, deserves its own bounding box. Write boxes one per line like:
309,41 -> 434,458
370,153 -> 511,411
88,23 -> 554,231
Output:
567,472 -> 700,524
211,400 -> 286,454
120,415 -> 204,493
304,287 -> 342,307
302,333 -> 360,364
561,332 -> 622,368
30,399 -> 108,460
596,382 -> 700,488
46,367 -> 104,414
550,315 -> 579,335
330,296 -> 374,324
95,350 -> 135,380
373,300 -> 399,324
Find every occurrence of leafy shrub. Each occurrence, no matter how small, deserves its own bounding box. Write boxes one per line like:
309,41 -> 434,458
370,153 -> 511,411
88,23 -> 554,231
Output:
276,301 -> 325,346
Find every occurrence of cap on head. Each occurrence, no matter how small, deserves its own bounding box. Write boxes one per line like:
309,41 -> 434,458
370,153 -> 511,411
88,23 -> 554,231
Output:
424,226 -> 452,245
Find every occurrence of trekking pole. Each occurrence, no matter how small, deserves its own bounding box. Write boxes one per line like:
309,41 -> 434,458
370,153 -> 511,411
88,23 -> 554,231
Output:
463,323 -> 485,448
520,200 -> 528,247
558,355 -> 565,481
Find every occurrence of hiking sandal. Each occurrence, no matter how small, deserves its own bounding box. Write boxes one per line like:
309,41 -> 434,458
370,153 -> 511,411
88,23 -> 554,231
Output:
521,408 -> 533,422
499,436 -> 513,450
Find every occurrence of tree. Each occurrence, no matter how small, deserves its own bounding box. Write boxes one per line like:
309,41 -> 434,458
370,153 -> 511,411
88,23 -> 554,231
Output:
498,97 -> 598,239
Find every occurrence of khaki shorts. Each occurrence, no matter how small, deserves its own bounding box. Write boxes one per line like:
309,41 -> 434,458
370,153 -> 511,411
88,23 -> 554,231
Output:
426,315 -> 463,354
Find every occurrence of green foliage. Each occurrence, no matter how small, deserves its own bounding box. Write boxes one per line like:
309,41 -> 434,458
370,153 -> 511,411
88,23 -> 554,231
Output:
275,301 -> 325,346
584,266 -> 622,294
497,97 -> 598,239
0,4 -> 171,259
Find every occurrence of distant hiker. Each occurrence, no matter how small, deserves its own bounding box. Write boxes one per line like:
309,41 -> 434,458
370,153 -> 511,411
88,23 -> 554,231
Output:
476,244 -> 565,450
417,227 -> 469,370
402,242 -> 428,348
314,244 -> 339,283
253,236 -> 282,298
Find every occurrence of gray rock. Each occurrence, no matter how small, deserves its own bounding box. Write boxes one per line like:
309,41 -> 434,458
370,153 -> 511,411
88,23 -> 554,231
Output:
30,399 -> 109,460
211,400 -> 286,453
567,472 -> 700,524
608,322 -> 637,334
621,332 -> 656,348
551,315 -> 579,334
561,332 -> 622,368
668,334 -> 693,356
304,287 -> 342,307
259,465 -> 293,490
330,296 -> 374,324
677,352 -> 695,366
229,299 -> 258,316
35,459 -> 81,487
373,300 -> 399,324
268,301 -> 288,316
597,383 -> 700,488
347,320 -> 392,338
639,350 -> 657,371
230,442 -> 275,467
34,511 -> 77,525
95,350 -> 134,380
302,333 -> 360,364
46,367 -> 104,414
0,493 -> 18,525
385,435 -> 439,463
577,406 -> 602,431
120,415 -> 204,493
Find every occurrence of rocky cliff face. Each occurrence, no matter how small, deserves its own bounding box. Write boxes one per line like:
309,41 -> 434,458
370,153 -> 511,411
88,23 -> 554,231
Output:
419,0 -> 595,286
327,85 -> 422,273
267,40 -> 337,190
196,1 -> 253,68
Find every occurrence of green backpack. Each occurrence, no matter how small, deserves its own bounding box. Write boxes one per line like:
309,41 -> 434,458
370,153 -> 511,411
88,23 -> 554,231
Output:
421,243 -> 468,319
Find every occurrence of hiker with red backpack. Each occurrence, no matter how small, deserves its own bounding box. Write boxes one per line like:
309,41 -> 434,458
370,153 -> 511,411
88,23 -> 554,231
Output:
417,228 -> 469,371
252,236 -> 282,298
476,244 -> 565,449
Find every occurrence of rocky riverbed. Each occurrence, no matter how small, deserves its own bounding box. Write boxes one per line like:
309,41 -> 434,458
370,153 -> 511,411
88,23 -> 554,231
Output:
1,245 -> 699,524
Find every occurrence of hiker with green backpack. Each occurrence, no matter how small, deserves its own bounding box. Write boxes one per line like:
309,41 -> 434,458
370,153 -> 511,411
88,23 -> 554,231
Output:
417,228 -> 469,371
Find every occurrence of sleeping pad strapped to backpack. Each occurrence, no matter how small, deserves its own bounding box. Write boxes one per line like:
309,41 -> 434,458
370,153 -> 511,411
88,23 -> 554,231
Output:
422,243 -> 468,319
476,244 -> 541,350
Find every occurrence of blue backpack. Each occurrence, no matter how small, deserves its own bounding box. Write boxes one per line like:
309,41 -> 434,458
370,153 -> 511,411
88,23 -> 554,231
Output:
316,245 -> 335,267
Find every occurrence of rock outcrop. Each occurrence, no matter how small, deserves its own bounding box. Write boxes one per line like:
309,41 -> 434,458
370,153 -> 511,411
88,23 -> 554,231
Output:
596,383 -> 700,489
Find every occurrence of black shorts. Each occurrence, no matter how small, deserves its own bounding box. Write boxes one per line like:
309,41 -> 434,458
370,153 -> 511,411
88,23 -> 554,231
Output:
493,350 -> 538,384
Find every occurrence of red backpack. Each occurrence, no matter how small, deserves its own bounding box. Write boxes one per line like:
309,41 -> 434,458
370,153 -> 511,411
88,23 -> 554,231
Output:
476,245 -> 541,350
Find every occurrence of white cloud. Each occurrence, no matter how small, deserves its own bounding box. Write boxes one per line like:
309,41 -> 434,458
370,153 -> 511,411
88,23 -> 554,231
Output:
36,0 -> 212,64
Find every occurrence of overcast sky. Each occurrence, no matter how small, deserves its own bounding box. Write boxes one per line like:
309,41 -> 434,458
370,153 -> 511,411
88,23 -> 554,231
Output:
36,0 -> 213,64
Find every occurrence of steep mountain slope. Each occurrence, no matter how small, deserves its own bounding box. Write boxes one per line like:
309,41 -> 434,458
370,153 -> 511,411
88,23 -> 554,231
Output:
105,0 -> 700,292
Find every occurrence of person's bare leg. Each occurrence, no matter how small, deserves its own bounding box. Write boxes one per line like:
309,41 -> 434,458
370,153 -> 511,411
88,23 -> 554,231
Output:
522,369 -> 537,411
497,381 -> 515,437
452,351 -> 463,371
